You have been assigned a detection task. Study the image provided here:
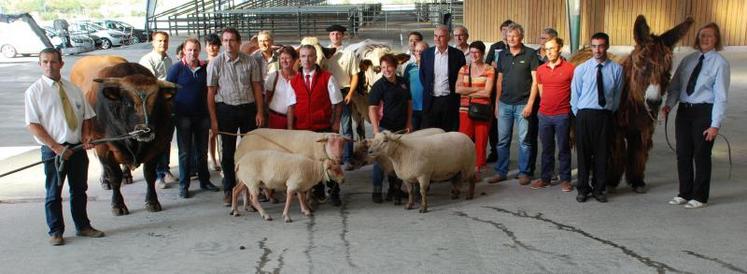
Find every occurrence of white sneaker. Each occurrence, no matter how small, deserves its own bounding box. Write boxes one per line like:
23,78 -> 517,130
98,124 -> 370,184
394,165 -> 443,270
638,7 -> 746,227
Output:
164,171 -> 178,184
684,200 -> 706,209
158,178 -> 168,189
668,197 -> 687,205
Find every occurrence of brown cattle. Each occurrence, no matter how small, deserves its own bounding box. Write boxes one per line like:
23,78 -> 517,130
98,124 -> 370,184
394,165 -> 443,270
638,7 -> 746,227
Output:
71,55 -> 177,216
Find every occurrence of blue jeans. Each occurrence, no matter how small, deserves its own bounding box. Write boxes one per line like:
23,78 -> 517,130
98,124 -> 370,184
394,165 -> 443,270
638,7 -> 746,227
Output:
42,145 -> 91,236
176,115 -> 211,189
495,102 -> 532,177
538,113 -> 571,182
340,90 -> 354,163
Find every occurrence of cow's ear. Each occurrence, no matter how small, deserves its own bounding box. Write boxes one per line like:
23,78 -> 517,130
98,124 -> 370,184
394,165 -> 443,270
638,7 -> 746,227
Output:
94,78 -> 123,100
157,80 -> 178,100
395,53 -> 411,65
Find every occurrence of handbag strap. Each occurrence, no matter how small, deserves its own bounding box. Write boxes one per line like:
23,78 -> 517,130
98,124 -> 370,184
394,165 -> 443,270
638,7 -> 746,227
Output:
267,71 -> 280,105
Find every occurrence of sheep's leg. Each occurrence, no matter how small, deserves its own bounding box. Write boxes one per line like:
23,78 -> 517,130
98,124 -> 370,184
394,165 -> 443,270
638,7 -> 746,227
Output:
466,171 -> 476,200
404,182 -> 415,210
450,174 -> 461,200
249,188 -> 272,221
283,189 -> 294,223
418,176 -> 430,213
242,185 -> 255,212
230,183 -> 242,216
301,191 -> 315,212
298,191 -> 313,217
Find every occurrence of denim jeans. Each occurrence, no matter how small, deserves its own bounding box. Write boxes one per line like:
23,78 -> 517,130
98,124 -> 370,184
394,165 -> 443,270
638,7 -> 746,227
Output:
494,101 -> 532,177
42,144 -> 91,236
176,115 -> 211,189
340,88 -> 353,163
538,113 -> 571,182
217,103 -> 257,194
156,122 -> 174,180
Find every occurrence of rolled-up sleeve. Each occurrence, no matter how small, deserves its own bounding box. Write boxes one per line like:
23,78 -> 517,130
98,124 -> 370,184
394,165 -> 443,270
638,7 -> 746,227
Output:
207,61 -> 220,87
327,75 -> 343,104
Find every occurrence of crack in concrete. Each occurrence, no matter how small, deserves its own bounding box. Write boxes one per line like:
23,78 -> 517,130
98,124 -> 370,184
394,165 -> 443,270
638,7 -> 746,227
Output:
303,216 -> 316,274
453,211 -> 573,263
484,206 -> 690,274
682,250 -> 747,273
273,248 -> 288,274
256,237 -> 272,274
338,192 -> 362,268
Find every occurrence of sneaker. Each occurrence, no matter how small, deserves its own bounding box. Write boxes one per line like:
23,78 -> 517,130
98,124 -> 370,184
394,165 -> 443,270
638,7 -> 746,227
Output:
530,179 -> 550,190
518,175 -> 531,185
76,227 -> 105,238
164,171 -> 178,183
486,174 -> 507,184
668,197 -> 687,205
560,181 -> 573,192
158,178 -> 168,189
684,200 -> 706,209
49,234 -> 64,246
223,192 -> 232,207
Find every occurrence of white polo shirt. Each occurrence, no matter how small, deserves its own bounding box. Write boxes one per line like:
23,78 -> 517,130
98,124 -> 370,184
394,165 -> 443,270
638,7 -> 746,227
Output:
433,47 -> 451,97
24,76 -> 95,145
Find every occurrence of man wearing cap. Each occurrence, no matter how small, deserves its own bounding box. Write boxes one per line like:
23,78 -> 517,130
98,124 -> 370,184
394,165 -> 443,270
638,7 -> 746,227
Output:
326,24 -> 360,173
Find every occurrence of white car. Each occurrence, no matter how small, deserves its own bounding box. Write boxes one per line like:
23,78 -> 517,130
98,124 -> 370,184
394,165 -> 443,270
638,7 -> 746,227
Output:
70,21 -> 130,49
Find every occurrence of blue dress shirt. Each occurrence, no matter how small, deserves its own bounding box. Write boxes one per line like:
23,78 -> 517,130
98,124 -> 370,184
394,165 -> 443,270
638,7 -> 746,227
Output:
570,58 -> 624,115
665,50 -> 730,128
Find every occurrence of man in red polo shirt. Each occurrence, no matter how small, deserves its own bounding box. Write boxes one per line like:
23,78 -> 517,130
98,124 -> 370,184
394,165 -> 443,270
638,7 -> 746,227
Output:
289,44 -> 344,206
530,37 -> 574,192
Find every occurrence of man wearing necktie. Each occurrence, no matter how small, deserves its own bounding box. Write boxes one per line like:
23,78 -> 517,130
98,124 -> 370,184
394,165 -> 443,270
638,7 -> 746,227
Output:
24,48 -> 104,246
662,23 -> 730,209
570,33 -> 624,203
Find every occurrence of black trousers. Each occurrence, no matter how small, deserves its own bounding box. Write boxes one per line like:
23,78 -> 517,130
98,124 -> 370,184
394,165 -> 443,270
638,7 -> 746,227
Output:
526,99 -> 540,176
423,96 -> 459,132
675,103 -> 715,203
575,109 -> 612,195
216,102 -> 257,194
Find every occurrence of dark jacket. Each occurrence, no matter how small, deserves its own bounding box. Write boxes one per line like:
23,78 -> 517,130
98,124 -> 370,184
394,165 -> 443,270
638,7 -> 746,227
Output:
418,46 -> 466,113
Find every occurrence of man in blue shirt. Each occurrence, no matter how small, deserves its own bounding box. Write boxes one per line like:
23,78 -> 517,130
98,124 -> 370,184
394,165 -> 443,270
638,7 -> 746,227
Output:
570,32 -> 623,203
662,23 -> 730,209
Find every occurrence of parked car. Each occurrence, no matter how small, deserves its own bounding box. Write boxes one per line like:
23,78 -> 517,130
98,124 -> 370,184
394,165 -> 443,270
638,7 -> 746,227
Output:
42,26 -> 95,55
70,21 -> 130,49
0,13 -> 53,58
93,20 -> 150,44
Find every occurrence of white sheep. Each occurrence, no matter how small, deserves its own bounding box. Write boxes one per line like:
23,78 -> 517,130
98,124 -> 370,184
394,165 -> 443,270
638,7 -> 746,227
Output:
367,130 -> 477,213
231,150 -> 345,222
231,128 -> 349,209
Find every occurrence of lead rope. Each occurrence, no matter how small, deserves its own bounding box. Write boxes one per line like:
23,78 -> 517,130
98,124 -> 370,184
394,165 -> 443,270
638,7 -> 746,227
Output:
663,110 -> 732,180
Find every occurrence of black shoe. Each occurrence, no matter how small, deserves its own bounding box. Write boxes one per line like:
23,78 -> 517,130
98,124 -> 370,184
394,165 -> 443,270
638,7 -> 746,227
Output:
200,182 -> 220,192
178,188 -> 191,199
372,192 -> 383,203
592,192 -> 608,203
486,151 -> 498,163
576,192 -> 589,203
330,193 -> 342,207
632,186 -> 647,194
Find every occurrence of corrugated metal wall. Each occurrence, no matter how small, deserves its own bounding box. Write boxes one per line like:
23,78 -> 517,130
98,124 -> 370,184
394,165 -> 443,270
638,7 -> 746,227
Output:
464,0 -> 747,47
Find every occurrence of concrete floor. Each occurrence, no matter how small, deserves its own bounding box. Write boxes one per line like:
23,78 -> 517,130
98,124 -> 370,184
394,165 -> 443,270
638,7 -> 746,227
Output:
1,36 -> 746,273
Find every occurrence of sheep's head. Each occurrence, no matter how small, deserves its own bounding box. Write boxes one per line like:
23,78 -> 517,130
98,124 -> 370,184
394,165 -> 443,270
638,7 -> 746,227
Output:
323,159 -> 345,184
367,131 -> 402,157
347,140 -> 372,170
316,134 -> 351,163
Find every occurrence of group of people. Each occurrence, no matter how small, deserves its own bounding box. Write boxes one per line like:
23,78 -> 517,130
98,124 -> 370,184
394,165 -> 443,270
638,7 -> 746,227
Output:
23,19 -> 729,246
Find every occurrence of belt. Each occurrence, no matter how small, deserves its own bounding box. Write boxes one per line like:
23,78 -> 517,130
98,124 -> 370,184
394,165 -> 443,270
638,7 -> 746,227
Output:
269,109 -> 287,117
679,102 -> 712,108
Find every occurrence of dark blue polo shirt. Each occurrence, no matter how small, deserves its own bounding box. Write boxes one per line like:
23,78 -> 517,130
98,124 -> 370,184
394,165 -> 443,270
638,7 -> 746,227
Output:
496,45 -> 539,105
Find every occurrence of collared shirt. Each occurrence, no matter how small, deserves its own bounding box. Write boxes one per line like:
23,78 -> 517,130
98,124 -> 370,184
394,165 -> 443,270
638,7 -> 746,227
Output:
433,47 -> 450,97
167,61 -> 208,117
207,51 -> 262,105
485,41 -> 507,65
24,76 -> 95,145
264,71 -> 297,114
252,50 -> 279,82
297,68 -> 343,105
537,59 -> 574,115
326,44 -> 360,89
138,51 -> 172,80
570,58 -> 624,115
368,76 -> 412,131
497,45 -> 539,104
666,50 -> 730,128
455,44 -> 471,64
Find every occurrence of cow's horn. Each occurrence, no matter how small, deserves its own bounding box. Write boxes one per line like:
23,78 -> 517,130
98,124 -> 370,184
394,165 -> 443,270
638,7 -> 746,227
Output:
157,80 -> 180,89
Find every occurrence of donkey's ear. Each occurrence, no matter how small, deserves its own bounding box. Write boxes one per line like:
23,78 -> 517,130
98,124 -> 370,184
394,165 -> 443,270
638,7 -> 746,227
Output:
633,15 -> 652,45
660,17 -> 695,48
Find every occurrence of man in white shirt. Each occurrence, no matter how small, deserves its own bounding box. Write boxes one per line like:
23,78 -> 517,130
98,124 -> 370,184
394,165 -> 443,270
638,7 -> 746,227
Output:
453,25 -> 471,64
251,30 -> 279,82
25,48 -> 104,246
139,31 -> 177,188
